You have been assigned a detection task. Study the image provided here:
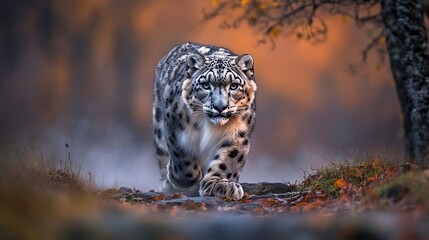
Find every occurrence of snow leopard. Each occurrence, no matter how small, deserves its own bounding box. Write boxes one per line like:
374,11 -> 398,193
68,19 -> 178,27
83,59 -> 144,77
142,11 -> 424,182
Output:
153,42 -> 257,199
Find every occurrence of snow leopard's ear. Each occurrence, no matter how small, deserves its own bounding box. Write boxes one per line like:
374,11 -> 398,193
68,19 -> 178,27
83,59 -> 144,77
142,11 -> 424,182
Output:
187,53 -> 206,69
236,54 -> 254,79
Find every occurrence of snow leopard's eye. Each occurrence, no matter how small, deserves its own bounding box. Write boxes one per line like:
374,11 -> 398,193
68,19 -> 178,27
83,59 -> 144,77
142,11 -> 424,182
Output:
201,82 -> 211,90
229,83 -> 239,90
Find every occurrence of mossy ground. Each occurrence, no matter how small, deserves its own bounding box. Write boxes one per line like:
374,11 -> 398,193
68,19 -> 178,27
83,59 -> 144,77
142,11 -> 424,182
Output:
297,156 -> 429,210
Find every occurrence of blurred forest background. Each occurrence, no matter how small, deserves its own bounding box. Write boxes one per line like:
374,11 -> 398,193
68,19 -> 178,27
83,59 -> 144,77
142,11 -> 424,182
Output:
0,0 -> 403,190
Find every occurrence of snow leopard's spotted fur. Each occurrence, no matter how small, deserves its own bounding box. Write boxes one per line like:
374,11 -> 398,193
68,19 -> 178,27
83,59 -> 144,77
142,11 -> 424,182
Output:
153,42 -> 257,199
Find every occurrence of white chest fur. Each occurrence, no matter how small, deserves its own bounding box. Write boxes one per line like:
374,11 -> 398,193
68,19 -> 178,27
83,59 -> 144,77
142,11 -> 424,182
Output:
178,116 -> 246,167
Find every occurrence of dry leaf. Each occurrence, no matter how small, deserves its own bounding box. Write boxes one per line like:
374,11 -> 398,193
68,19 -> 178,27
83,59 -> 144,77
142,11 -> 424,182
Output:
260,198 -> 281,207
182,200 -> 207,211
270,27 -> 282,38
367,175 -> 378,182
258,3 -> 266,10
371,157 -> 383,171
150,194 -> 166,201
334,179 -> 347,189
211,0 -> 219,6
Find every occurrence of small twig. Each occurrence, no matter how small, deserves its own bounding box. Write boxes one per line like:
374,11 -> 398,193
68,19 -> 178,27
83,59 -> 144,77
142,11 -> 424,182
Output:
202,2 -> 228,21
36,145 -> 45,166
246,191 -> 312,200
361,30 -> 384,61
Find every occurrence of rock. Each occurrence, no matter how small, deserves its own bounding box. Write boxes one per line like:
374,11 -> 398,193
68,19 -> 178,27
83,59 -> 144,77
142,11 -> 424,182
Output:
242,182 -> 292,195
118,187 -> 132,194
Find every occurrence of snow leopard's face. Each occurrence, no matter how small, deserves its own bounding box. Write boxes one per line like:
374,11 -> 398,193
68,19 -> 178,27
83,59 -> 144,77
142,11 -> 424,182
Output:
182,53 -> 257,125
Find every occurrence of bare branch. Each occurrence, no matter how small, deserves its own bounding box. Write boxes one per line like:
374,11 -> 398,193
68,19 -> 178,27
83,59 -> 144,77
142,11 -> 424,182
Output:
361,30 -> 384,61
203,0 -> 385,57
202,2 -> 229,21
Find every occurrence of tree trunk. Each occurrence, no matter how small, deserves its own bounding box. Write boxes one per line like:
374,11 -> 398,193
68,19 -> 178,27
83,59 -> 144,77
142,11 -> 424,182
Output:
381,0 -> 429,165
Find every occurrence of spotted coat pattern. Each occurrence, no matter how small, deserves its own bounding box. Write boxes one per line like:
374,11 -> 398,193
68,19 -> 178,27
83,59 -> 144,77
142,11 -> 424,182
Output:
153,42 -> 257,199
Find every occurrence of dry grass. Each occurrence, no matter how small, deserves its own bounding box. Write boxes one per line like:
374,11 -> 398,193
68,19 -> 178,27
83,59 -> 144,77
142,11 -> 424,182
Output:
0,146 -> 98,240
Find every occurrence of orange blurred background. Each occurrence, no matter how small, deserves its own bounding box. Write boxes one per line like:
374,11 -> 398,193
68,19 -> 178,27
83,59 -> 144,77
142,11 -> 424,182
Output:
0,0 -> 403,190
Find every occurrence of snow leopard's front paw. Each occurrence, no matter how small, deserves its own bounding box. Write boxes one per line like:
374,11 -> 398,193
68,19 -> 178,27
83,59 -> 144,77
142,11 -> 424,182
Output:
159,178 -> 175,193
199,176 -> 244,200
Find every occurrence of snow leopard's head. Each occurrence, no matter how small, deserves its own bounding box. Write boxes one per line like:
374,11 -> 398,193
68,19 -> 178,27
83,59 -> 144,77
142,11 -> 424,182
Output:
182,53 -> 257,125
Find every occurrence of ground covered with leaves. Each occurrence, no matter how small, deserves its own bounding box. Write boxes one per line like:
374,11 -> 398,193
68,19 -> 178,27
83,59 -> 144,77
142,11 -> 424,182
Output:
1,154 -> 429,239
101,158 -> 429,216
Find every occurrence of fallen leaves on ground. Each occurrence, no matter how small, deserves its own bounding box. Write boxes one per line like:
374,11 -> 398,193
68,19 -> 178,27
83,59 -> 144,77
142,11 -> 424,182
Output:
102,159 -> 429,217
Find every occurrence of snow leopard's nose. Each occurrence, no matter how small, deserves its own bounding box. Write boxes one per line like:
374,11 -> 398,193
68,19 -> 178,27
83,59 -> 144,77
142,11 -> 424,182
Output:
212,87 -> 228,113
213,103 -> 227,113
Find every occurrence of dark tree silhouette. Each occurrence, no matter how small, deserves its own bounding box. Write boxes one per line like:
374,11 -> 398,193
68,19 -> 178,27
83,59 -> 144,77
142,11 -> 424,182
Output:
205,0 -> 429,165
